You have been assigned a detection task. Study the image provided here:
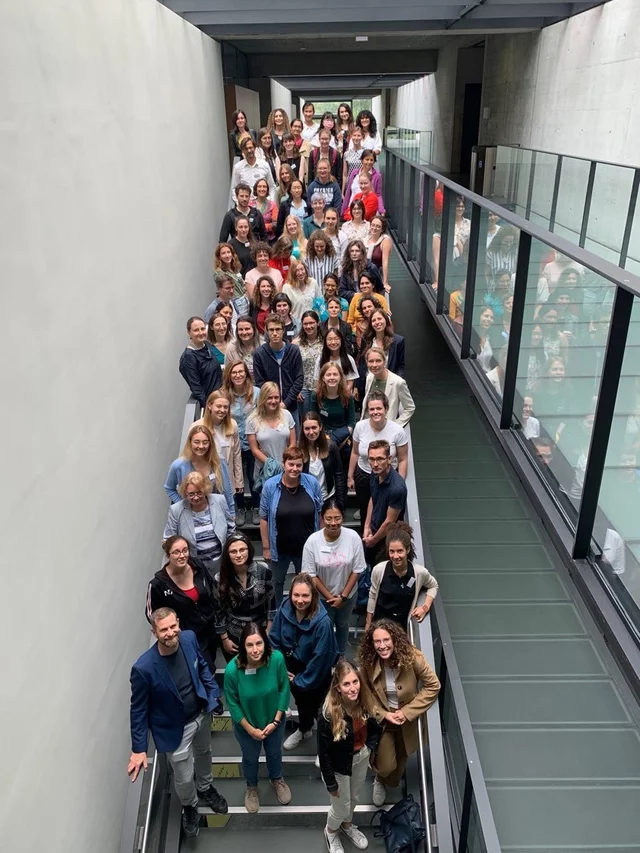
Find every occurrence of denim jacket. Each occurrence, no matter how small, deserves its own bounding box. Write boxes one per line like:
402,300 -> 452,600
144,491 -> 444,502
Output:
259,473 -> 322,562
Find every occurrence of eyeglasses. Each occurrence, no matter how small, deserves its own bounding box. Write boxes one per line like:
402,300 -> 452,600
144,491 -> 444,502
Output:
170,548 -> 190,557
186,491 -> 204,499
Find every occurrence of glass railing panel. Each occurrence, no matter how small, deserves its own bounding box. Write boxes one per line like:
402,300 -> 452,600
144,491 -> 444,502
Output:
441,190 -> 472,339
625,202 -> 640,275
584,162 -> 635,265
411,172 -> 422,261
424,175 -> 439,296
513,239 -> 615,516
593,297 -> 640,628
419,131 -> 433,165
514,149 -> 534,218
553,155 -> 590,245
401,159 -> 412,245
470,208 -> 501,372
529,151 -> 559,230
441,680 -> 468,818
466,795 -> 489,853
493,145 -> 520,207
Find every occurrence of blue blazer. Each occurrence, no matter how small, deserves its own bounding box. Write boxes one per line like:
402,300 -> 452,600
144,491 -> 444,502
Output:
129,630 -> 220,754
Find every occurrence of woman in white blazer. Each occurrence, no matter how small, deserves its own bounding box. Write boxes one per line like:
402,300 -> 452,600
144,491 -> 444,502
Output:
365,522 -> 439,631
360,346 -> 415,426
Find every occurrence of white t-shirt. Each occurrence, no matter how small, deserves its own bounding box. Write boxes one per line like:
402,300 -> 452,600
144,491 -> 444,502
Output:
352,419 -> 408,474
308,453 -> 328,501
384,665 -> 400,709
523,416 -> 540,440
302,528 -> 367,598
301,122 -> 319,141
245,410 -> 295,474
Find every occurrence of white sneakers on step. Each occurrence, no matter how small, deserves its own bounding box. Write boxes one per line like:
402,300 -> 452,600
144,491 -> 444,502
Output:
372,778 -> 386,807
283,727 -> 313,750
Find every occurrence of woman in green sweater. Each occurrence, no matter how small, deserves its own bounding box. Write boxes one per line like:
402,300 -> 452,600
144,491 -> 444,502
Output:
313,362 -> 356,469
224,622 -> 292,813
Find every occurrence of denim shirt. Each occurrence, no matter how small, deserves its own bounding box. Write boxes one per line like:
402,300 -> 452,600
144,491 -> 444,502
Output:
259,473 -> 323,561
164,456 -> 235,518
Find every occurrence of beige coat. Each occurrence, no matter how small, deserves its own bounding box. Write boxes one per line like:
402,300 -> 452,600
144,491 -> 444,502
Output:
367,561 -> 439,620
361,370 -> 416,426
363,649 -> 440,756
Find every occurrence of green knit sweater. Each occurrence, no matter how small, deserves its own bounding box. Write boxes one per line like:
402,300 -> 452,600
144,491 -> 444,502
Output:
224,649 -> 291,729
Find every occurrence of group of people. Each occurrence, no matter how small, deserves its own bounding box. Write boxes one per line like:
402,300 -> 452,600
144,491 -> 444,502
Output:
432,192 -> 616,504
127,104 -> 440,851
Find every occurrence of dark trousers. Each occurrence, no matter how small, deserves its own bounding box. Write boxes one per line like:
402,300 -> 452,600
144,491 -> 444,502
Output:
291,673 -> 332,734
236,448 -> 259,509
354,464 -> 371,537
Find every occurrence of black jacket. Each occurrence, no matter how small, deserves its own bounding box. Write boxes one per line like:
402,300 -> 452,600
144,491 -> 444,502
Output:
275,198 -> 311,239
219,206 -> 267,244
229,237 -> 256,278
179,346 -> 223,408
229,128 -> 257,159
317,711 -> 381,792
361,334 -> 405,377
302,440 -> 346,508
339,261 -> 385,302
252,342 -> 304,411
145,559 -> 216,648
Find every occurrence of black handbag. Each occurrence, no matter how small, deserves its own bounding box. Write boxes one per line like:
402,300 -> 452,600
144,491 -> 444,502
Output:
371,794 -> 426,853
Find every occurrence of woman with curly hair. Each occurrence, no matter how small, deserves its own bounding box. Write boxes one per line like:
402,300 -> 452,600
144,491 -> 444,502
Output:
339,240 -> 384,302
358,617 -> 440,806
318,659 -> 381,853
353,109 -> 382,154
306,231 -> 339,285
266,107 -> 291,154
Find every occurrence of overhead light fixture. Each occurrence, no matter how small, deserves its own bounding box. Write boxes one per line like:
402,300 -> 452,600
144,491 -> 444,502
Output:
355,36 -> 368,42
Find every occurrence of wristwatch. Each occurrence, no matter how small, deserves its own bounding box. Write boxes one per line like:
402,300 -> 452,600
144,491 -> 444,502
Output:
340,594 -> 348,602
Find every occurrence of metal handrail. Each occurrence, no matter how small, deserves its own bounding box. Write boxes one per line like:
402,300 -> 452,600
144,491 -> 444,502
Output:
494,141 -> 639,173
386,147 -> 640,298
404,423 -> 494,853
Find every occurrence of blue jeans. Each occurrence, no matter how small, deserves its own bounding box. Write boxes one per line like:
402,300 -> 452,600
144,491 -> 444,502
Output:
272,554 -> 303,606
322,595 -> 356,655
233,722 -> 285,786
297,389 -> 315,430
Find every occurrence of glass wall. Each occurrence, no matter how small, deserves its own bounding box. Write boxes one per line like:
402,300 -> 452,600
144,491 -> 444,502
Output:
384,146 -> 640,638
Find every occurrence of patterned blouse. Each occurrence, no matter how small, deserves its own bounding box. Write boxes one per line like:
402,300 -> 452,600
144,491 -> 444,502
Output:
212,560 -> 276,643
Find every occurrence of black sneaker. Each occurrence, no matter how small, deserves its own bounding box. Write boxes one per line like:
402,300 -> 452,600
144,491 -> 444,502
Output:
182,805 -> 200,838
236,508 -> 246,528
198,785 -> 229,814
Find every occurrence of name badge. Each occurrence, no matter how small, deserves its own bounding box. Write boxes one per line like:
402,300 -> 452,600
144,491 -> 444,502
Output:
321,547 -> 332,553
245,668 -> 257,675
407,577 -> 416,589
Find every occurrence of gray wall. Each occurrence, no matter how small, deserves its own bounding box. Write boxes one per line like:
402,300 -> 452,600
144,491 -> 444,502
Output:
479,0 -> 640,165
0,1 -> 228,850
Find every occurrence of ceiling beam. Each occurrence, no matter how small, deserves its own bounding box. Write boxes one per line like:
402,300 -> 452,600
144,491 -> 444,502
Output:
247,50 -> 437,77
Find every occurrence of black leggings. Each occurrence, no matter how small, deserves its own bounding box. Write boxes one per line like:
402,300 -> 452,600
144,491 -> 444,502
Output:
291,673 -> 332,734
354,464 -> 371,536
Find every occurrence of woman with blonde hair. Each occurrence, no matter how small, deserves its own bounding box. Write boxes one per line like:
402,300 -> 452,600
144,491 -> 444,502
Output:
270,234 -> 294,280
246,382 -> 296,486
222,361 -> 260,525
284,259 -> 321,321
275,162 -> 294,206
318,659 -> 381,853
164,423 -> 235,518
162,474 -> 235,574
283,214 -> 307,261
196,391 -> 243,498
358,619 -> 440,807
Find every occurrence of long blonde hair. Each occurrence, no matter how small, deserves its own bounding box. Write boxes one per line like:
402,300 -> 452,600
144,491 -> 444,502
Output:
284,215 -> 307,254
202,390 -> 234,438
222,360 -> 255,405
322,659 -> 375,741
182,424 -> 222,492
287,259 -> 312,289
267,108 -> 291,134
247,381 -> 285,429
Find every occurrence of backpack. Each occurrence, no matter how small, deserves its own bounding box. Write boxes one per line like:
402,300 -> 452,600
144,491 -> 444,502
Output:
355,565 -> 372,610
371,795 -> 426,853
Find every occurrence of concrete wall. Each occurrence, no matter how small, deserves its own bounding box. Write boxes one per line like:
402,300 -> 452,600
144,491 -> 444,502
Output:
450,46 -> 485,174
391,44 -> 459,171
479,0 -> 640,165
270,79 -> 294,122
0,1 -> 228,851
235,85 -> 261,133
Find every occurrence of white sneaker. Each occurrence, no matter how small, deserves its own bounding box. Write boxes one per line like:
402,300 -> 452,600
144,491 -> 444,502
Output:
283,728 -> 313,750
325,828 -> 345,853
340,825 -> 369,849
372,778 -> 386,807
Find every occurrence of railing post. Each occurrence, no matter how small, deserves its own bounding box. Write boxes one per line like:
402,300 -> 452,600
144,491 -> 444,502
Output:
458,769 -> 473,853
387,152 -> 397,230
436,188 -> 452,315
418,174 -> 431,284
398,159 -> 407,246
574,285 -> 634,558
620,168 -> 640,268
579,160 -> 597,248
500,231 -> 531,429
549,154 -> 563,231
461,203 -> 482,359
407,165 -> 417,261
525,150 -> 537,219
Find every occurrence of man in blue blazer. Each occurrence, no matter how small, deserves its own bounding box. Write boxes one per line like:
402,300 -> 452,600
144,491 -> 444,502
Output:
128,607 -> 227,838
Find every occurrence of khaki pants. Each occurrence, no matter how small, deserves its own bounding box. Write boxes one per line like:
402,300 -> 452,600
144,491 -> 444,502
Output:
326,746 -> 370,831
373,723 -> 408,788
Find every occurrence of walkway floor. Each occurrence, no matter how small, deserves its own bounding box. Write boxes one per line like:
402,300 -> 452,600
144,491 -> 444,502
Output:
389,249 -> 640,852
